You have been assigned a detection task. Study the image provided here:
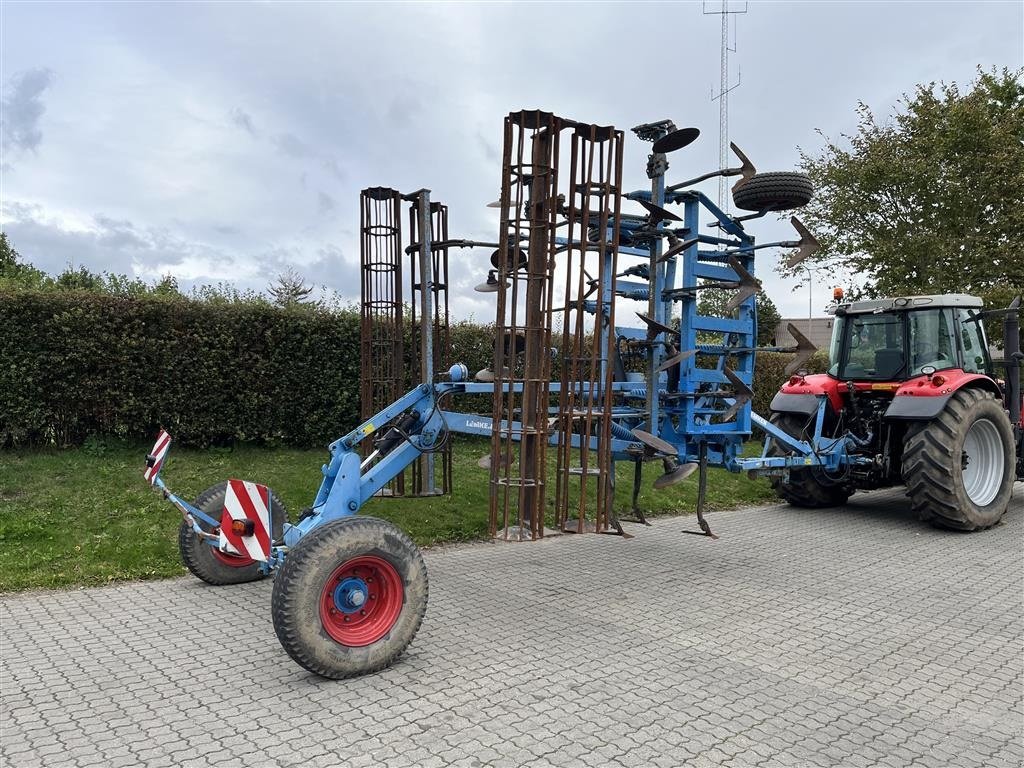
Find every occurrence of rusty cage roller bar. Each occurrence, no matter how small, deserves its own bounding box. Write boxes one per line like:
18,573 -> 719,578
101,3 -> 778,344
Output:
554,123 -> 625,535
407,193 -> 453,496
359,187 -> 407,496
488,110 -> 566,541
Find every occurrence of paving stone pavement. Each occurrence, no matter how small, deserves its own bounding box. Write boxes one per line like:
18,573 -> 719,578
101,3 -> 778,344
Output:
2,486 -> 1022,768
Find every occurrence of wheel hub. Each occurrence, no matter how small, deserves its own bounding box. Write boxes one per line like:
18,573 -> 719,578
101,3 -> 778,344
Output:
318,555 -> 404,647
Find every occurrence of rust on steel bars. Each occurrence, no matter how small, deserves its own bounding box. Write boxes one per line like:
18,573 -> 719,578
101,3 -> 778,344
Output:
489,110 -> 566,540
554,123 -> 625,535
359,187 -> 406,495
407,194 -> 452,496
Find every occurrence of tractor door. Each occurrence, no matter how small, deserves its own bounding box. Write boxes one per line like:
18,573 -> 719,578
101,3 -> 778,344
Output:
956,308 -> 994,375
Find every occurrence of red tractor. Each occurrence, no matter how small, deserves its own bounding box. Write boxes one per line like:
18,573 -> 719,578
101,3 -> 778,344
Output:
768,294 -> 1023,530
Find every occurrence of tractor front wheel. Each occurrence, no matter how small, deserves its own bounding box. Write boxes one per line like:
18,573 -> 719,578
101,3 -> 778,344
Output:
768,413 -> 852,508
903,388 -> 1014,531
178,482 -> 286,586
271,517 -> 428,679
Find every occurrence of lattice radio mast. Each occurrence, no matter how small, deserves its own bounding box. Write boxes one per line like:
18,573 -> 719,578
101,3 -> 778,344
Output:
704,1 -> 747,212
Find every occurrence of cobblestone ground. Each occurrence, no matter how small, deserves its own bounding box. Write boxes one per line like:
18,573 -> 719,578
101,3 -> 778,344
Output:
2,487 -> 1022,768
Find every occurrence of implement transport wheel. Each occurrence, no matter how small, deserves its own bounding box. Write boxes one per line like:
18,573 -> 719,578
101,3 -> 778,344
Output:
732,172 -> 813,212
271,517 -> 428,679
178,482 -> 287,586
903,388 -> 1014,531
768,413 -> 851,508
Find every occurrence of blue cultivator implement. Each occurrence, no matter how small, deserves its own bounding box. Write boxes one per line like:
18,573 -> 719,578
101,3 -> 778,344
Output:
146,110 -> 878,679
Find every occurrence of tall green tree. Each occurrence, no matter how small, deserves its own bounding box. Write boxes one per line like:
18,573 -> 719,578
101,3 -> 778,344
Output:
787,68 -> 1024,311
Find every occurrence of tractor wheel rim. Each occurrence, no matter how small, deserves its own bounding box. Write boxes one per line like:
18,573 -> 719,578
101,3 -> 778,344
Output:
962,418 -> 1003,507
319,555 -> 403,647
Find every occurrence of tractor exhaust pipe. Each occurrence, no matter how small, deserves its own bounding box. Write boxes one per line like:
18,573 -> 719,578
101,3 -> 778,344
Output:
1004,297 -> 1022,429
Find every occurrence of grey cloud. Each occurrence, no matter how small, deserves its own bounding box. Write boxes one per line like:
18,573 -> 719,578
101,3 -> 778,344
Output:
317,191 -> 336,216
228,107 -> 257,136
387,96 -> 421,124
1,68 -> 55,153
2,203 -> 213,278
475,131 -> 499,163
273,132 -> 315,158
322,157 -> 346,182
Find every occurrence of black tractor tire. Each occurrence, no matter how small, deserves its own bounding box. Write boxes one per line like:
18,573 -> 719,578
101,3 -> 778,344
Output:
903,388 -> 1015,531
732,172 -> 813,212
767,413 -> 852,508
178,481 -> 287,586
271,516 -> 428,679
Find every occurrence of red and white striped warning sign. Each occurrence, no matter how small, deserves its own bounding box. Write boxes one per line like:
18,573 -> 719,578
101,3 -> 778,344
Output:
143,430 -> 172,485
218,480 -> 272,562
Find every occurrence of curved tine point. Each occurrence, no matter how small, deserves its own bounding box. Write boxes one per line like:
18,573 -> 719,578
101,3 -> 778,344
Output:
486,199 -> 502,208
636,312 -> 679,338
638,199 -> 682,223
657,348 -> 697,372
729,142 -> 756,175
652,127 -> 700,154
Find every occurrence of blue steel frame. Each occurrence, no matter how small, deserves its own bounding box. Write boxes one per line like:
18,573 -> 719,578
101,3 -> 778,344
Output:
151,377 -> 867,570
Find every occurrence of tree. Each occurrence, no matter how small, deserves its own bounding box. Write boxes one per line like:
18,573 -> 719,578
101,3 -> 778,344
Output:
268,267 -> 314,308
787,67 -> 1024,315
697,287 -> 782,347
0,232 -> 47,288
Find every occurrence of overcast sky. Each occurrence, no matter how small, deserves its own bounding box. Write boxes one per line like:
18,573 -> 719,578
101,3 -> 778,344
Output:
1,1 -> 1021,321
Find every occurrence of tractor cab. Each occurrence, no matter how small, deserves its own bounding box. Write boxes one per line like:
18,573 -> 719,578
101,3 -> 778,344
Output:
827,294 -> 990,382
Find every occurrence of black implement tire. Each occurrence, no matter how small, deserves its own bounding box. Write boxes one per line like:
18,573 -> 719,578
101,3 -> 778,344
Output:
178,482 -> 287,586
903,388 -> 1014,531
732,172 -> 813,212
768,413 -> 852,508
271,517 -> 428,679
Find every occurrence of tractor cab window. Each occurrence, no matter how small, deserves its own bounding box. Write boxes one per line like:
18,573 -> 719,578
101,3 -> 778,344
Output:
956,309 -> 991,374
908,309 -> 956,376
830,313 -> 906,380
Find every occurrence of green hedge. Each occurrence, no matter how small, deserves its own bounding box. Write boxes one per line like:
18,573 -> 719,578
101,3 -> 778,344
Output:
0,291 -> 368,447
0,289 -> 830,448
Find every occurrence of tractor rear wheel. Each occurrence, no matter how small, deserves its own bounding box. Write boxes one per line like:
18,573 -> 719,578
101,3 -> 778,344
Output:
178,482 -> 286,586
903,388 -> 1014,531
271,516 -> 428,679
768,413 -> 852,508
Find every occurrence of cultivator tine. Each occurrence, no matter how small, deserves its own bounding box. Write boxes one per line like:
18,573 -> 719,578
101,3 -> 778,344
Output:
636,312 -> 679,341
720,366 -> 754,422
723,255 -> 762,312
783,323 -> 818,376
637,198 -> 682,225
657,348 -> 698,372
657,236 -> 698,264
728,142 -> 757,190
682,443 -> 718,539
783,216 -> 821,269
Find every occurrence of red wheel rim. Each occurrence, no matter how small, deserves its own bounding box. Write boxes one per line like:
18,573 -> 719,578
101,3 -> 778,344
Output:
319,555 -> 404,647
211,537 -> 255,568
